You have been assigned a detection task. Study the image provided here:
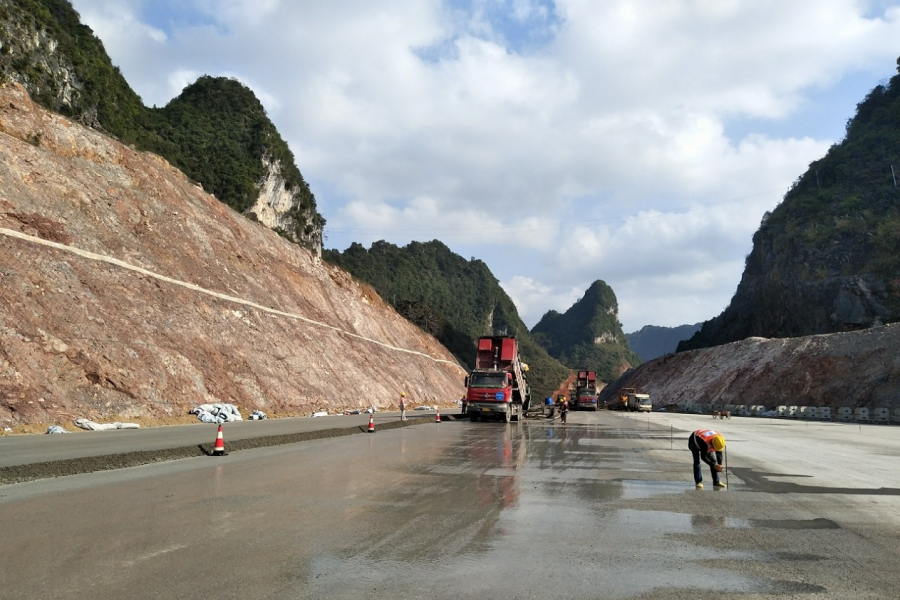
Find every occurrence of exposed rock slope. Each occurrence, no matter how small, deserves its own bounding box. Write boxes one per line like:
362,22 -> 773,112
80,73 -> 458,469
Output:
0,1 -> 324,253
607,324 -> 900,410
0,83 -> 464,427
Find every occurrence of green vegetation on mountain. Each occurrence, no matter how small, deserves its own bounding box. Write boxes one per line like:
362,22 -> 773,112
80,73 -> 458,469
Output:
0,0 -> 147,138
680,58 -> 900,351
323,240 -> 569,399
531,280 -> 640,383
0,0 -> 323,249
142,76 -> 322,240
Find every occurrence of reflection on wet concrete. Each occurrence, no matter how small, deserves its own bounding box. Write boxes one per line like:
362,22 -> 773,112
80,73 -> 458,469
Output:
290,416 -> 900,599
731,466 -> 900,495
302,421 -> 800,599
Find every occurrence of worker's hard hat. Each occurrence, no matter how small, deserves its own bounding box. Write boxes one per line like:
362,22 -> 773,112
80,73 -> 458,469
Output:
711,435 -> 725,451
401,392 -> 406,397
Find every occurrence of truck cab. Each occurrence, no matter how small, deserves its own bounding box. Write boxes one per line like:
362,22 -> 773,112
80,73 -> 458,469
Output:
465,336 -> 528,423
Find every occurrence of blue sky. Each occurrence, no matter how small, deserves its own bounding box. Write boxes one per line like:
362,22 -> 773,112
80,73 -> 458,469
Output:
71,0 -> 900,332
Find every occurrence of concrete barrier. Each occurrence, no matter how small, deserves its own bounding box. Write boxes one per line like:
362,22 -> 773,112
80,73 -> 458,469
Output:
751,405 -> 766,416
894,408 -> 900,424
777,405 -> 788,417
873,408 -> 890,423
819,407 -> 832,420
788,405 -> 799,418
802,406 -> 817,419
737,405 -> 750,416
855,407 -> 870,422
838,407 -> 853,421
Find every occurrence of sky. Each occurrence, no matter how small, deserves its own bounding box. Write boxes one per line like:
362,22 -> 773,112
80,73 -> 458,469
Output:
69,0 -> 900,333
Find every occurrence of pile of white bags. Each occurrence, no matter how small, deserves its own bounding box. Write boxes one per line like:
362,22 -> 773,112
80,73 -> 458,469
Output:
248,410 -> 267,420
190,403 -> 243,423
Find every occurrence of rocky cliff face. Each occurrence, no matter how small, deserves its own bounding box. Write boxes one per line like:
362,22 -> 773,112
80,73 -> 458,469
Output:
607,324 -> 900,411
0,83 -> 463,427
679,65 -> 900,352
249,156 -> 323,256
0,20 -> 80,111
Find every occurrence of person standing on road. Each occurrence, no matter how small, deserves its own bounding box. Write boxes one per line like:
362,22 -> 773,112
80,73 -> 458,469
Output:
399,391 -> 407,421
559,395 -> 569,424
689,428 -> 726,489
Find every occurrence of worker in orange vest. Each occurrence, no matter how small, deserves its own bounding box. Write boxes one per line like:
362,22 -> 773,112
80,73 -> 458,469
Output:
689,428 -> 726,489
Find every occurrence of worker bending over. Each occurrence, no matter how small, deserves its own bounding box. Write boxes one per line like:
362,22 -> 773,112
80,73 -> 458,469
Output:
689,428 -> 726,489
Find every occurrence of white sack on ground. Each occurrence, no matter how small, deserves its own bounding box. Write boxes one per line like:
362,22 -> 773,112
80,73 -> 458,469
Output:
74,419 -> 140,431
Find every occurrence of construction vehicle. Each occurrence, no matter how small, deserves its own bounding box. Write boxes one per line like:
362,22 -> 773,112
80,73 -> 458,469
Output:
573,370 -> 599,411
619,387 -> 652,412
465,336 -> 531,423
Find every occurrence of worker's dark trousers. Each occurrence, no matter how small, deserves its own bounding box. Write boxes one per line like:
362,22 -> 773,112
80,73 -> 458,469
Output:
688,437 -> 721,485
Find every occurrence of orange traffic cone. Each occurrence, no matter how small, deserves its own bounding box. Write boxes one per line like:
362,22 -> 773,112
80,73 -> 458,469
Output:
212,424 -> 225,456
435,409 -> 441,423
367,414 -> 375,433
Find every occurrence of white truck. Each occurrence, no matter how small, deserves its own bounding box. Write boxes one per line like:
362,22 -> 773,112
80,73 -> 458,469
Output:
626,391 -> 652,412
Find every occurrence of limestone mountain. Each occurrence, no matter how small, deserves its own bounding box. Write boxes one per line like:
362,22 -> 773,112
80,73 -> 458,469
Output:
680,59 -> 900,352
0,83 -> 462,427
323,241 -> 569,400
531,280 -> 640,384
0,0 -> 324,253
626,323 -> 701,362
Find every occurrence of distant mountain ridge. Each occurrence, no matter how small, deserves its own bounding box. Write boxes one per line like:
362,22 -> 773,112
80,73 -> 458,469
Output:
0,0 -> 324,252
323,240 -> 569,400
626,323 -> 701,362
531,280 -> 640,383
680,58 -> 900,351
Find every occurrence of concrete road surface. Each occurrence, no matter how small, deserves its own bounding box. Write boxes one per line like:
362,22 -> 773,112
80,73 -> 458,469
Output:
0,411 -> 427,468
1,410 -> 898,599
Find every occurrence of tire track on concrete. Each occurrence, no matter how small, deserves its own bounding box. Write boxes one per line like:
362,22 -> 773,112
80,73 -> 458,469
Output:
1,227 -> 464,371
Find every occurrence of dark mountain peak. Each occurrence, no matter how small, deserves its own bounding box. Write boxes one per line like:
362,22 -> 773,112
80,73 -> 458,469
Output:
582,279 -> 617,306
531,280 -> 639,383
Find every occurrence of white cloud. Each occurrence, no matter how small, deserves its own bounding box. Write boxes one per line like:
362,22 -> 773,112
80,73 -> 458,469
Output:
70,0 -> 900,333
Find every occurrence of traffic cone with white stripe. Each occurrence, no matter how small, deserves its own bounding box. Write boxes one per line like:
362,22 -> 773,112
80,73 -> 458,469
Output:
212,424 -> 226,456
435,408 -> 441,423
367,414 -> 375,433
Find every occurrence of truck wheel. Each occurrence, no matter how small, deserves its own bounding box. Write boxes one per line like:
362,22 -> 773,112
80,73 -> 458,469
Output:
504,410 -> 511,424
470,413 -> 478,422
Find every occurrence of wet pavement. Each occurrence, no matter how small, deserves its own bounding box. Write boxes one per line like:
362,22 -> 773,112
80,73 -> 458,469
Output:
1,411 -> 898,599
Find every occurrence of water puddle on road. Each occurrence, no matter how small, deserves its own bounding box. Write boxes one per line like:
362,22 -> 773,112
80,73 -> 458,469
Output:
292,422 -> 840,599
619,479 -> 692,499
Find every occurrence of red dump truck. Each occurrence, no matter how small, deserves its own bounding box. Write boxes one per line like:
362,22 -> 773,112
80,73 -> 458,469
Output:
465,336 -> 531,423
573,370 -> 599,411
